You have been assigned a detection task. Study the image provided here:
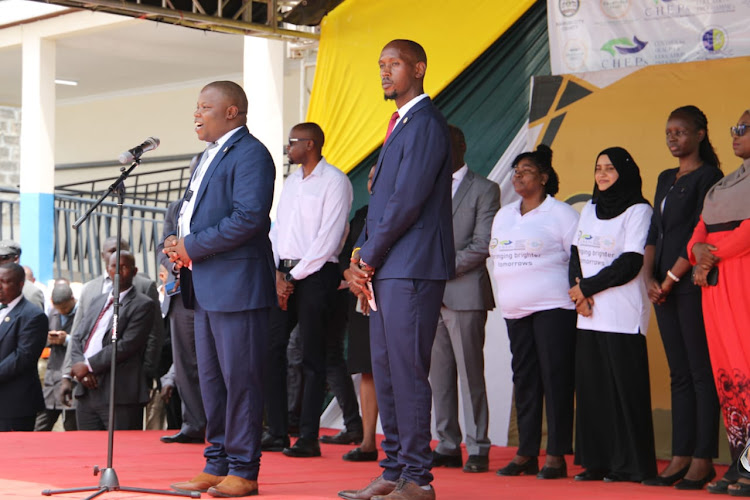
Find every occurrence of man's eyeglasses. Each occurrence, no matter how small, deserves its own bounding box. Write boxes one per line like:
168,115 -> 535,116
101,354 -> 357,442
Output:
287,137 -> 314,147
731,124 -> 748,137
0,255 -> 16,262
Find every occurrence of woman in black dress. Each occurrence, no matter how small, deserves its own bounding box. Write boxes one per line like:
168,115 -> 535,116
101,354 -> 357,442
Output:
642,105 -> 722,490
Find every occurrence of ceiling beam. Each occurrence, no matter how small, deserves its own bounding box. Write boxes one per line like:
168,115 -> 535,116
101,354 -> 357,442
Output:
31,0 -> 319,40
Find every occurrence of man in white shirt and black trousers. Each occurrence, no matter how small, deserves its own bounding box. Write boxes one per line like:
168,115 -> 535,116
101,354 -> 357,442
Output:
264,122 -> 353,458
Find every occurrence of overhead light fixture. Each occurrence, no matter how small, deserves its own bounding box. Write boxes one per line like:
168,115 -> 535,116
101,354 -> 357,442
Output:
55,79 -> 78,86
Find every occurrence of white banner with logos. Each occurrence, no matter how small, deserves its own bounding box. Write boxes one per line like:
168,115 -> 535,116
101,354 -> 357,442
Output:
548,0 -> 750,74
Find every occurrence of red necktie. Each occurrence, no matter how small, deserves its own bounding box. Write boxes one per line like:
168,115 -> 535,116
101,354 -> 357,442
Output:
84,297 -> 114,352
384,111 -> 399,143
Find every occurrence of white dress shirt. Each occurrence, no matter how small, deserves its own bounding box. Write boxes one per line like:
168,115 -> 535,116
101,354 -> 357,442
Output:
0,293 -> 23,323
452,164 -> 469,198
178,126 -> 242,239
271,157 -> 353,280
84,287 -> 133,364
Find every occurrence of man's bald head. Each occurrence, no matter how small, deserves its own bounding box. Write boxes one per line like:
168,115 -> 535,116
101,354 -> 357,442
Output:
384,39 -> 427,66
202,81 -> 248,124
291,122 -> 325,150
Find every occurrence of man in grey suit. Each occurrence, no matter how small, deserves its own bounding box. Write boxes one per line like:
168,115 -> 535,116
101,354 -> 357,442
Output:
63,236 -> 164,391
156,200 -> 205,444
430,125 -> 500,473
62,251 -> 155,429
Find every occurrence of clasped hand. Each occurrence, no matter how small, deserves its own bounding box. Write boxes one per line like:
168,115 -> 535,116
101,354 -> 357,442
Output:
569,278 -> 594,317
162,235 -> 192,269
275,271 -> 295,311
348,249 -> 374,301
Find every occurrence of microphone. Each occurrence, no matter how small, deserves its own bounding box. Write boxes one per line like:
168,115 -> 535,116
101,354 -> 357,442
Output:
118,137 -> 160,164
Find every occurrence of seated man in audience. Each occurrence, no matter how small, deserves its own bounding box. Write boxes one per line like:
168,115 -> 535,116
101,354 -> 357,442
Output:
35,282 -> 79,431
0,263 -> 48,431
61,251 -> 155,430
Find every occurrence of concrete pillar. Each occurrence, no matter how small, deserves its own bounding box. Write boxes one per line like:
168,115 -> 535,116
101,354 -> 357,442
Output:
20,30 -> 55,283
243,36 -> 285,218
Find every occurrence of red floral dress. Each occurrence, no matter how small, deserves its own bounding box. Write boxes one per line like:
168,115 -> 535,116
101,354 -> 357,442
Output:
688,216 -> 750,457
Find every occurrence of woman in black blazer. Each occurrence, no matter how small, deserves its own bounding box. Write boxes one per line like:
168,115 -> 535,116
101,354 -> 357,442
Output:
642,105 -> 723,490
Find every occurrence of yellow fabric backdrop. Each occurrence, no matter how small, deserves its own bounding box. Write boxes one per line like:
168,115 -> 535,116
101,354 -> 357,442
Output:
306,0 -> 536,173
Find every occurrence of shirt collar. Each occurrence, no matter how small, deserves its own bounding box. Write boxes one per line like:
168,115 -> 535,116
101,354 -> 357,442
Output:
291,156 -> 328,180
207,126 -> 243,152
452,164 -> 469,183
1,293 -> 23,311
514,194 -> 553,214
111,286 -> 134,302
396,94 -> 429,124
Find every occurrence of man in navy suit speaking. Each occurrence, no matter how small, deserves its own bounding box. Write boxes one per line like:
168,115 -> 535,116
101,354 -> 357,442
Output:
340,40 -> 455,500
164,81 -> 276,498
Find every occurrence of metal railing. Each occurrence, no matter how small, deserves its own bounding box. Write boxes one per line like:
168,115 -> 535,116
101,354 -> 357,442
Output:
0,187 -> 167,283
56,164 -> 192,208
53,193 -> 167,283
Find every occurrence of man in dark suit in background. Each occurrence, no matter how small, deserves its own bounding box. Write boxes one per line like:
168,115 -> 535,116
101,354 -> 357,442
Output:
429,125 -> 499,473
0,263 -> 48,431
35,282 -> 79,431
62,251 -> 155,430
342,39 -> 455,500
157,200 -> 205,444
164,80 -> 276,498
64,236 -> 164,392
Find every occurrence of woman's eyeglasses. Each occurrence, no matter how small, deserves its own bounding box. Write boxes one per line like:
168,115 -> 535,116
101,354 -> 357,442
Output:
730,124 -> 748,137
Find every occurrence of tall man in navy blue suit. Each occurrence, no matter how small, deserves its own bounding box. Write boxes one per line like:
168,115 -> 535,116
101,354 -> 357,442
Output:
164,81 -> 276,498
340,40 -> 455,500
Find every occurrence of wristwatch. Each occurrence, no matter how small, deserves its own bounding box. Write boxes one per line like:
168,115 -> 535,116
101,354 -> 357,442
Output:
284,272 -> 296,283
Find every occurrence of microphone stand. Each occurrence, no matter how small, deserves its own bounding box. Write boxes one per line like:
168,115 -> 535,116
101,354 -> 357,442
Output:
43,159 -> 198,500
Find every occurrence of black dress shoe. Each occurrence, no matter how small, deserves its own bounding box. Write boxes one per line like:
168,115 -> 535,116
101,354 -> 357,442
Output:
463,455 -> 489,473
675,467 -> 716,490
642,466 -> 689,486
160,432 -> 204,444
283,438 -> 321,457
320,429 -> 364,445
574,469 -> 606,481
342,447 -> 378,462
604,473 -> 628,483
496,457 -> 539,476
432,450 -> 463,468
537,461 -> 567,479
260,432 -> 289,452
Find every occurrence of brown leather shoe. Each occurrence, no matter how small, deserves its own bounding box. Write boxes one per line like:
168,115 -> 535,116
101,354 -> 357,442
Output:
207,475 -> 259,497
371,478 -> 435,500
338,475 -> 397,500
170,472 -> 226,493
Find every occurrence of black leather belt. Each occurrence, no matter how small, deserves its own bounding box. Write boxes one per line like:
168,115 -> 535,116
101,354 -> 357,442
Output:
279,259 -> 301,271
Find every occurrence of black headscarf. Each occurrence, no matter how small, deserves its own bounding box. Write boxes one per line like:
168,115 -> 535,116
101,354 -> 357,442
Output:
592,147 -> 649,220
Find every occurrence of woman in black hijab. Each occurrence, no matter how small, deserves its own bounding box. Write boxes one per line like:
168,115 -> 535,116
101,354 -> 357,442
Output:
568,147 -> 657,483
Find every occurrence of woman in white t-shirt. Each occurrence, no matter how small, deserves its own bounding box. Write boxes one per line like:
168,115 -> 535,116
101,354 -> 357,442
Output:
568,147 -> 657,483
490,145 -> 579,480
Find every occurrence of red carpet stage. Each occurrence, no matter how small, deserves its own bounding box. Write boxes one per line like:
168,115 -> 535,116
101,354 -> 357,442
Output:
0,430 -> 727,499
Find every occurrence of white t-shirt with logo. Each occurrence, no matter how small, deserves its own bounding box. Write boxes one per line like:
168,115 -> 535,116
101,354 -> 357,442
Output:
574,200 -> 652,335
490,195 -> 580,319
